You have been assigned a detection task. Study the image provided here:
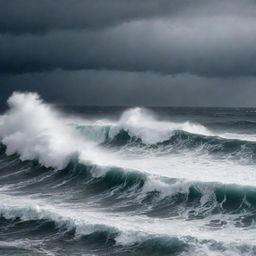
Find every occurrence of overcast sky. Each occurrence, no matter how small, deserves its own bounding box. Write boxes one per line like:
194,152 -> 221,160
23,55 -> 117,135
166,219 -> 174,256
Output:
1,0 -> 256,106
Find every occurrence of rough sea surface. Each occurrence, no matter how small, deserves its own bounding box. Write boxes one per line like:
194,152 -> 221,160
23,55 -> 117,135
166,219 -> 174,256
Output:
1,92 -> 256,256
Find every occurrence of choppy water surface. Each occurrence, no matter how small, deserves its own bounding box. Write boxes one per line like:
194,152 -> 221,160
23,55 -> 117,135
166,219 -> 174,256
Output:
1,92 -> 256,256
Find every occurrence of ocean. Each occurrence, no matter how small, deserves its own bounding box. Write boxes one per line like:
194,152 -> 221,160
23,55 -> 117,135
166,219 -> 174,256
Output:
0,92 -> 256,256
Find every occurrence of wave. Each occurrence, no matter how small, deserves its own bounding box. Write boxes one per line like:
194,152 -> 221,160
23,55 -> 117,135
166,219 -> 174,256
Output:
1,195 -> 256,256
73,126 -> 256,169
1,149 -> 256,225
75,108 -> 256,145
0,214 -> 187,256
76,125 -> 256,161
75,107 -> 213,145
0,197 -> 189,255
0,92 -> 112,171
73,109 -> 256,162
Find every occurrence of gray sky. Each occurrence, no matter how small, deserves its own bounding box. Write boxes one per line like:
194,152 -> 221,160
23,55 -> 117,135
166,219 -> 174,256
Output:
1,0 -> 256,106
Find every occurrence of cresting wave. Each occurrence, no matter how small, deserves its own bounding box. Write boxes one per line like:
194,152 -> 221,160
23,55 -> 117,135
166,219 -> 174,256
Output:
0,92 -> 112,170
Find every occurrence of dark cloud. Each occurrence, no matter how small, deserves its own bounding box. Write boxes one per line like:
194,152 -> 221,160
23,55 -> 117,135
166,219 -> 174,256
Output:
0,0 -> 191,34
1,0 -> 256,106
1,0 -> 256,34
1,17 -> 256,77
1,70 -> 256,107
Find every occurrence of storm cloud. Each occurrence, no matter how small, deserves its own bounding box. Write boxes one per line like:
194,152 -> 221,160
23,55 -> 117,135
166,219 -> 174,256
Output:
1,17 -> 256,77
1,70 -> 256,107
1,0 -> 256,34
1,0 -> 256,106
